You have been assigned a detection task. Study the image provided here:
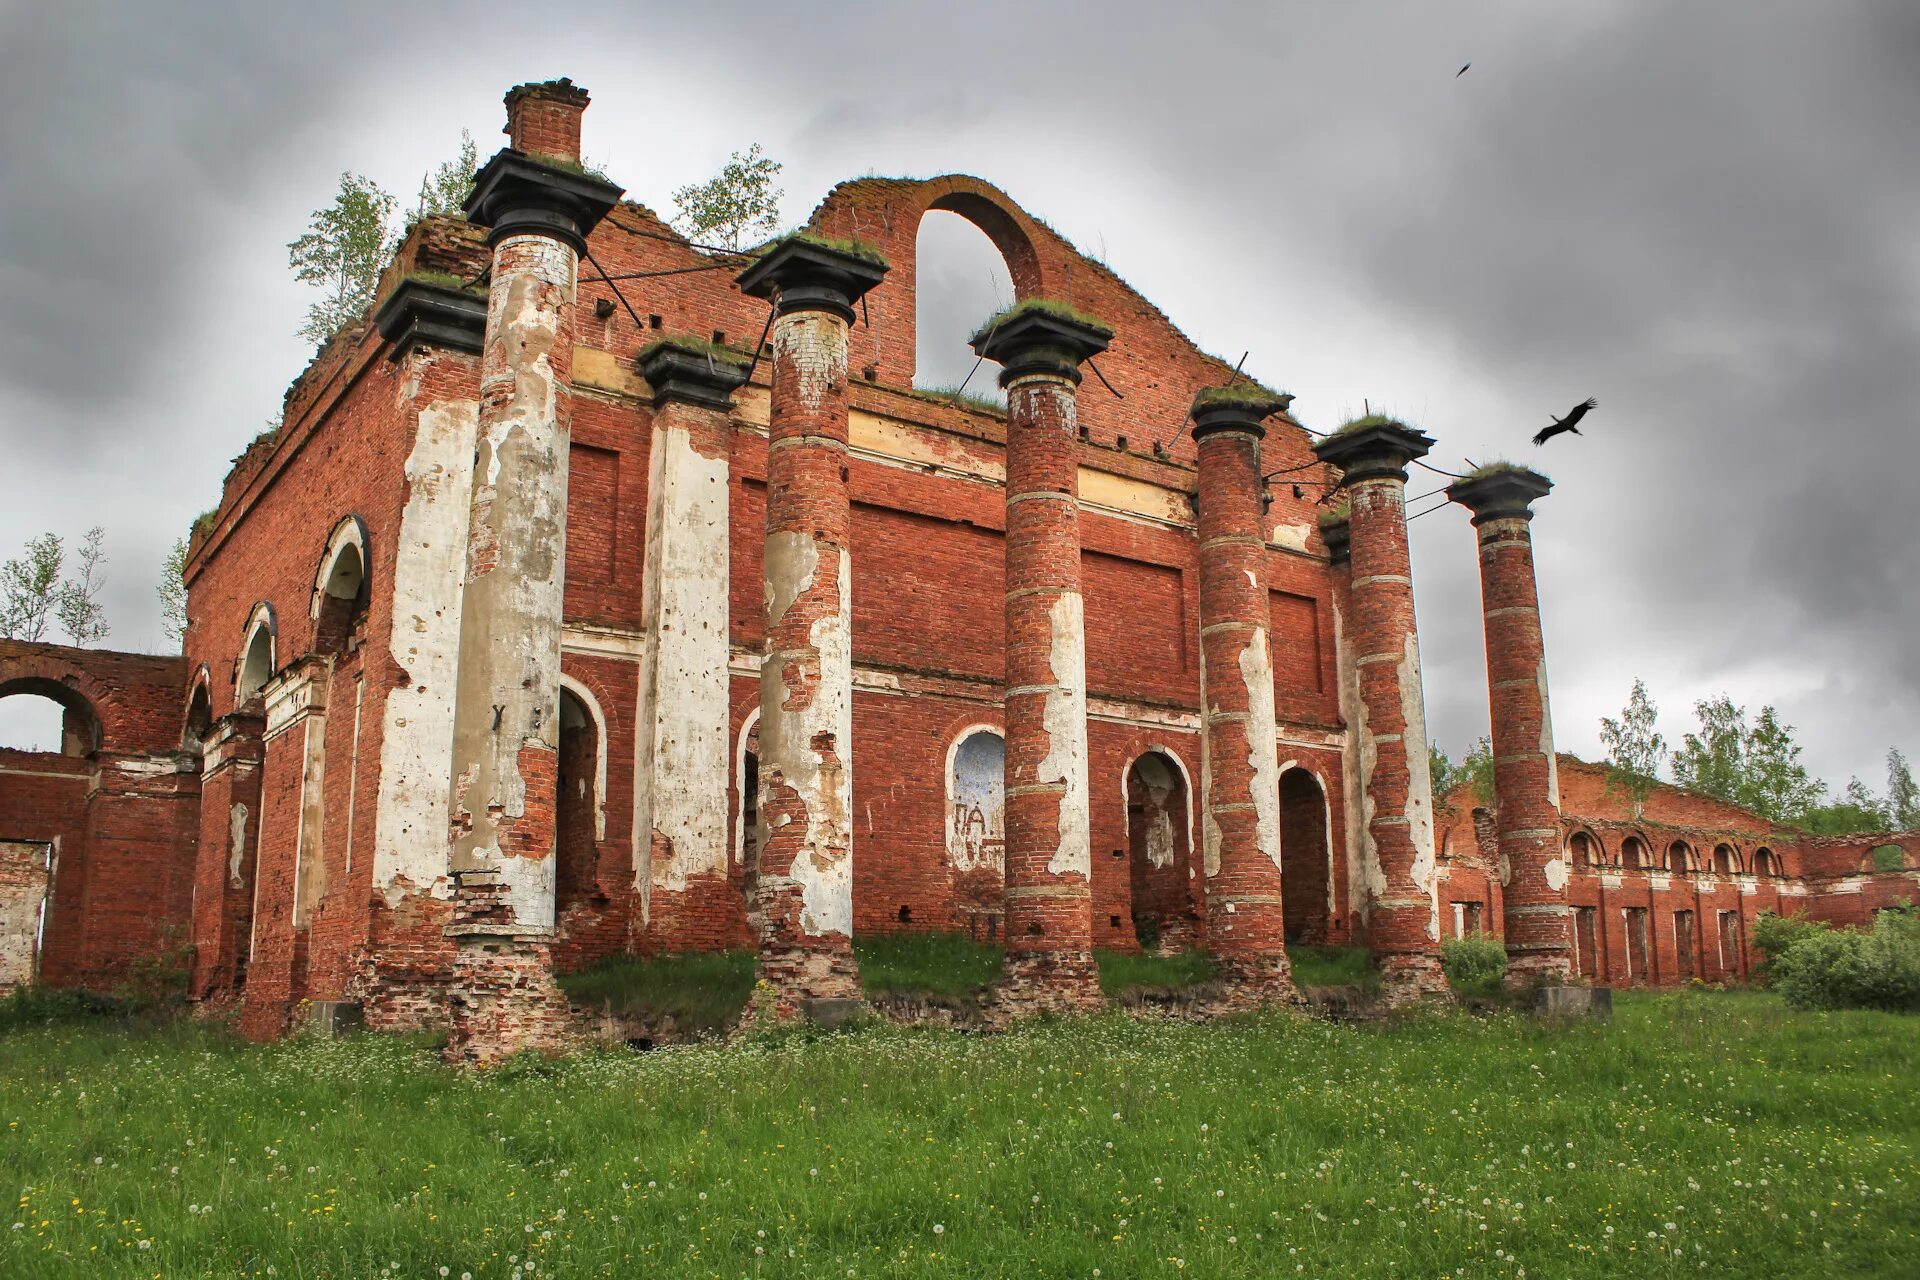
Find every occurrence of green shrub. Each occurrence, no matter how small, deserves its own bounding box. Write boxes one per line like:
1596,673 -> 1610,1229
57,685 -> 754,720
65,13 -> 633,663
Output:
1769,908 -> 1920,1013
1752,910 -> 1827,975
1441,934 -> 1508,993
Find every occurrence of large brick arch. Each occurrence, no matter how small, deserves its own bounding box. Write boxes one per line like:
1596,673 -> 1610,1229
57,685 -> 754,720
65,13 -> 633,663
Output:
0,645 -> 120,754
803,175 -> 1253,464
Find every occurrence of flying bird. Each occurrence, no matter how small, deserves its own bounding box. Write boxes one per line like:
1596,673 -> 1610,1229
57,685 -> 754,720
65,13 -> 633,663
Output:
1532,397 -> 1596,446
1457,63 -> 1471,77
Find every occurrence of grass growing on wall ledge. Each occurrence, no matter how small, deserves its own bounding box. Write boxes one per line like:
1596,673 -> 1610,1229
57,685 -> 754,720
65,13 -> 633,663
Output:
4,991 -> 1916,1277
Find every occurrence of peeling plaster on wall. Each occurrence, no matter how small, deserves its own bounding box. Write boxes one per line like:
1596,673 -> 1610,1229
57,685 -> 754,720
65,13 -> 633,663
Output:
1398,632 -> 1440,942
633,424 -> 732,904
1038,592 -> 1093,880
775,312 -> 848,413
1544,855 -> 1569,892
1538,660 -> 1561,810
1239,628 -> 1284,873
372,391 -> 476,906
764,532 -> 819,631
1120,746 -> 1197,871
293,713 -> 329,925
1267,521 -> 1312,553
1334,598 -> 1383,918
227,803 -> 248,888
761,548 -> 856,938
448,233 -> 574,930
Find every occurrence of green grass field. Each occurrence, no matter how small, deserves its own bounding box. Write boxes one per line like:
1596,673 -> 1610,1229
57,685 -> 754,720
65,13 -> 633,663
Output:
3,991 -> 1916,1278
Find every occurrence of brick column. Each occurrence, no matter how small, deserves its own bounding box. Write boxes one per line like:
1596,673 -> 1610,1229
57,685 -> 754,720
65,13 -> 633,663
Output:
633,339 -> 749,946
971,304 -> 1112,1016
1190,389 -> 1297,1004
442,81 -> 621,1066
1312,420 -> 1447,1001
1445,465 -> 1572,986
188,709 -> 264,999
735,237 -> 888,1020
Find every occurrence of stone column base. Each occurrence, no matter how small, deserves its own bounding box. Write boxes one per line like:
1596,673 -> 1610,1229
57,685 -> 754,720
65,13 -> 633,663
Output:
1376,952 -> 1452,1006
443,933 -> 576,1068
1501,953 -> 1574,994
1213,953 -> 1303,1010
1531,985 -> 1612,1019
757,938 -> 862,1021
983,949 -> 1106,1026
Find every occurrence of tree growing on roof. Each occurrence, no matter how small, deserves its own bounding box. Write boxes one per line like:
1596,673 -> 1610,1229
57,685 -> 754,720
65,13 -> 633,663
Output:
671,144 -> 784,251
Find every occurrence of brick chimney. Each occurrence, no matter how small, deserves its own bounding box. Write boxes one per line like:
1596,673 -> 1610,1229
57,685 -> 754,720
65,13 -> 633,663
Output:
504,79 -> 590,161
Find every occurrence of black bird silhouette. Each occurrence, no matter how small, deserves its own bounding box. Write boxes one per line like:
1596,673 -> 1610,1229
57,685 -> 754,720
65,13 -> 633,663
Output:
1532,397 -> 1596,446
1457,63 -> 1471,77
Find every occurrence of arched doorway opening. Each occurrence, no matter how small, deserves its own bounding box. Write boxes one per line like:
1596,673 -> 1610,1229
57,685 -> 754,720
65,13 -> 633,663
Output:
913,211 -> 1014,407
945,726 -> 1005,939
1279,767 -> 1332,945
236,609 -> 275,707
555,685 -> 600,910
1124,751 -> 1193,951
182,678 -> 213,754
312,522 -> 367,657
735,713 -> 761,925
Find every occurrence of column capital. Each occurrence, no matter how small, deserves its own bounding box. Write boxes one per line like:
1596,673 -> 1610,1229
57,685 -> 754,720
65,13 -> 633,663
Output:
637,337 -> 750,411
735,234 -> 889,323
1312,417 -> 1435,485
462,149 -> 623,252
970,300 -> 1112,387
1445,463 -> 1552,525
374,278 -> 488,361
1190,384 -> 1294,440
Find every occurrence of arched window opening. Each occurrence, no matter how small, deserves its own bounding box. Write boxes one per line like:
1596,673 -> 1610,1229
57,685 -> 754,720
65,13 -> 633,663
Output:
0,690 -> 95,756
555,686 -> 600,910
945,727 -> 1005,939
914,211 -> 1014,409
1666,841 -> 1693,874
182,679 -> 213,754
313,545 -> 365,656
1280,767 -> 1333,945
1711,843 -> 1739,875
1622,836 -> 1651,870
1570,831 -> 1601,868
1754,846 -> 1779,877
1125,751 -> 1193,952
237,613 -> 275,707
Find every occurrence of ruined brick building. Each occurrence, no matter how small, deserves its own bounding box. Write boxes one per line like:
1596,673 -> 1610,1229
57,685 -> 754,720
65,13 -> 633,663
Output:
2,81 -> 1914,1055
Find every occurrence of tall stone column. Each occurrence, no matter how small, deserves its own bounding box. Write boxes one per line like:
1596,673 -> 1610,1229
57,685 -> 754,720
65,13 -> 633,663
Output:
633,339 -> 749,944
442,81 -> 620,1066
735,237 -> 888,1020
1445,465 -> 1572,986
188,709 -> 263,999
1312,419 -> 1446,1001
971,304 -> 1112,1016
1190,388 -> 1297,1003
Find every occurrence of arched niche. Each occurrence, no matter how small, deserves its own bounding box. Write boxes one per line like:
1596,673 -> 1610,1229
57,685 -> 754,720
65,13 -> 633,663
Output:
1279,766 -> 1333,944
1123,749 -> 1194,951
182,668 -> 213,753
555,681 -> 604,910
945,724 -> 1006,938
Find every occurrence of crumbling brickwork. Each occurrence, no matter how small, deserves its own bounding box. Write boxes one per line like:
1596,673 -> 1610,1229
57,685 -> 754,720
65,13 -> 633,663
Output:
9,77 -> 1910,1051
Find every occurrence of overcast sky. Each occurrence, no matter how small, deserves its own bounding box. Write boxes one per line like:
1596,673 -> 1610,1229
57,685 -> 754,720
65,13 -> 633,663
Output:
1,1 -> 1914,797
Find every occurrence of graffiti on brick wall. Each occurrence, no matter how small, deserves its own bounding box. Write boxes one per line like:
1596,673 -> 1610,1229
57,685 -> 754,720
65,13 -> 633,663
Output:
948,731 -> 1006,874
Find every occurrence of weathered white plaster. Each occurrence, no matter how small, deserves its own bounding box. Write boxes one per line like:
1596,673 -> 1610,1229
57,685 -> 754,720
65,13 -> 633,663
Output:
1333,598 -> 1380,918
1239,628 -> 1284,873
774,311 -> 848,412
371,389 -> 476,905
1398,632 -> 1441,941
633,422 -> 733,908
760,547 -> 856,938
1544,855 -> 1570,892
1267,520 -> 1312,552
1037,592 -> 1092,879
1538,659 -> 1560,810
227,802 -> 248,888
764,531 -> 819,631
